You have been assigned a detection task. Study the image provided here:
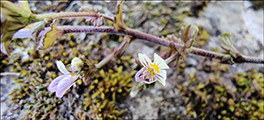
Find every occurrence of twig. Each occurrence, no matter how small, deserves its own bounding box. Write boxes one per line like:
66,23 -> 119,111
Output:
21,26 -> 264,64
61,26 -> 264,64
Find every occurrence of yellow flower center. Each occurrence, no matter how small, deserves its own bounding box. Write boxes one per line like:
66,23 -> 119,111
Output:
150,63 -> 160,73
147,63 -> 160,76
71,74 -> 76,77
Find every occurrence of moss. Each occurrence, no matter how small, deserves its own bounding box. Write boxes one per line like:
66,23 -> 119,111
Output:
3,19 -> 136,119
179,68 -> 264,119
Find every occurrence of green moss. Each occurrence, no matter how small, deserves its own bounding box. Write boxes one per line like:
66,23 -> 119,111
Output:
179,67 -> 264,119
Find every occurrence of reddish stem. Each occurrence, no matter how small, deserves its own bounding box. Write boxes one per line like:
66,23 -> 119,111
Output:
56,26 -> 264,64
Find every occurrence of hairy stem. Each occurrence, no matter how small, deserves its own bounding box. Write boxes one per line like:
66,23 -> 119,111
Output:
95,49 -> 116,68
35,12 -> 114,22
165,52 -> 179,64
50,26 -> 264,64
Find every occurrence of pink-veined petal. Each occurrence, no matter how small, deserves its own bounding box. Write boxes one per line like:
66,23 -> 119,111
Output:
138,53 -> 152,67
156,70 -> 167,86
48,75 -> 67,92
153,53 -> 169,70
56,75 -> 78,98
143,77 -> 156,84
135,67 -> 147,82
56,60 -> 70,74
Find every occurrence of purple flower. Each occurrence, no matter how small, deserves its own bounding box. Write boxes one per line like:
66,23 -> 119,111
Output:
48,60 -> 79,98
135,53 -> 169,86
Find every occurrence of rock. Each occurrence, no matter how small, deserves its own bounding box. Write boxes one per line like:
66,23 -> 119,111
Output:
184,1 -> 263,72
184,67 -> 196,75
185,57 -> 198,66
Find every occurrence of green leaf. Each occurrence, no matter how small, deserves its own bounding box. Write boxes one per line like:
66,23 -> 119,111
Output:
219,33 -> 241,58
37,20 -> 64,50
114,0 -> 127,31
91,91 -> 101,99
216,86 -> 225,92
229,106 -> 235,112
71,55 -> 76,58
1,1 -> 32,19
19,1 -> 31,13
0,1 -> 38,55
181,24 -> 199,44
196,83 -> 205,90
219,33 -> 234,48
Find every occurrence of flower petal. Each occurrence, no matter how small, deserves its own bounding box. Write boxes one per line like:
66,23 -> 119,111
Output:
143,77 -> 156,84
138,53 -> 152,67
48,75 -> 67,92
156,70 -> 167,86
153,53 -> 169,69
56,60 -> 70,74
56,75 -> 78,98
135,67 -> 146,82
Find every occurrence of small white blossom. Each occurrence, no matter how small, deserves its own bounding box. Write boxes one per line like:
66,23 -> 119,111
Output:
135,53 -> 169,86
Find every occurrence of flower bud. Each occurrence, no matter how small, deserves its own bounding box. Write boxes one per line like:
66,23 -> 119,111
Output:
71,57 -> 83,72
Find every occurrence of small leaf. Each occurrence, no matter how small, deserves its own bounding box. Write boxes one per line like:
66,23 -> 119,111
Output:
216,86 -> 225,92
0,1 -> 38,54
101,93 -> 105,100
19,1 -> 31,13
37,20 -> 64,50
99,69 -> 106,78
114,0 -> 127,31
100,100 -> 107,109
181,24 -> 199,44
219,33 -> 234,49
219,33 -> 241,58
196,83 -> 205,90
71,55 -> 76,58
1,1 -> 32,19
91,91 -> 101,99
79,6 -> 104,27
229,106 -> 235,112
112,92 -> 116,101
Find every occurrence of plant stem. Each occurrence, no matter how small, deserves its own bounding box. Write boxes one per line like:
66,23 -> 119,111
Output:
95,48 -> 116,68
52,26 -> 264,64
35,12 -> 114,22
165,52 -> 179,64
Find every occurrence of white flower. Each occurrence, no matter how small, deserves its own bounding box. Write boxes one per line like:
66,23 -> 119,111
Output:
135,53 -> 169,86
48,60 -> 79,98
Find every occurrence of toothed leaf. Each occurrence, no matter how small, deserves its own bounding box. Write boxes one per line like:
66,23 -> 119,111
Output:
37,20 -> 64,50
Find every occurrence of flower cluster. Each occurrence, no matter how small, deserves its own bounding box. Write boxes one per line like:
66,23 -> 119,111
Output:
48,57 -> 83,98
